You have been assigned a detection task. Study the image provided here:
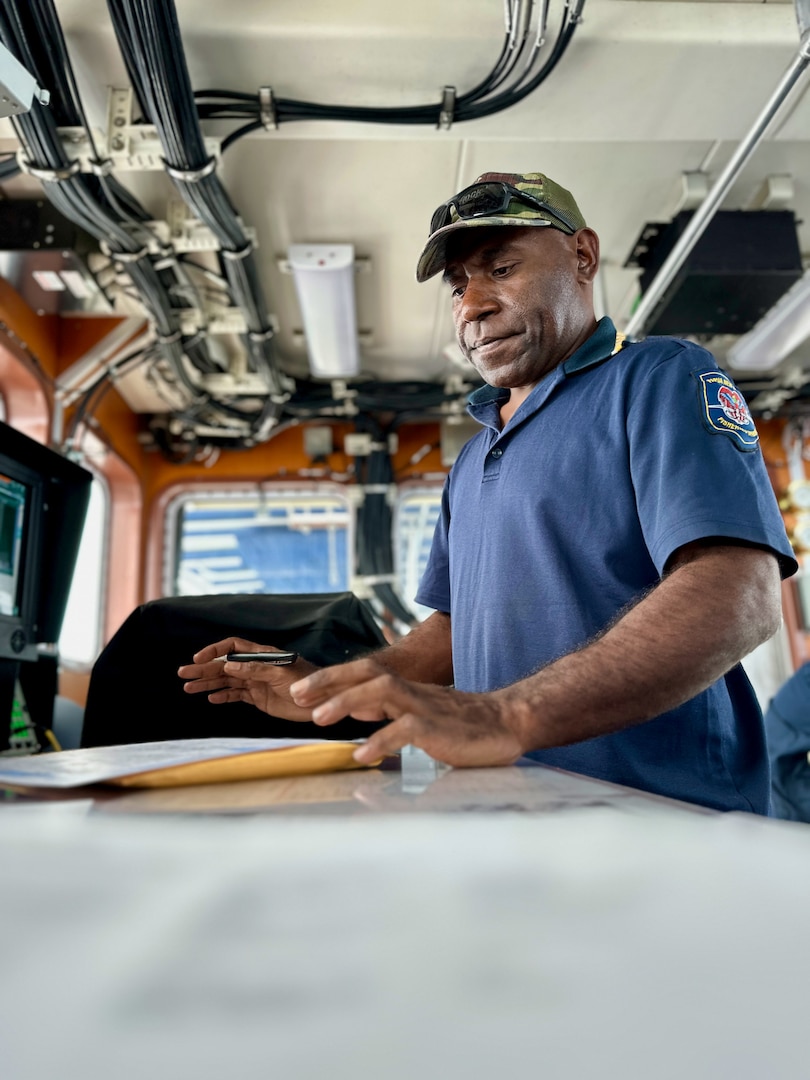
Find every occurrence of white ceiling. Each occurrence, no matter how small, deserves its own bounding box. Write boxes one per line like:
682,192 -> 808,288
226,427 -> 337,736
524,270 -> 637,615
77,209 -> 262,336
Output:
3,0 -> 810,398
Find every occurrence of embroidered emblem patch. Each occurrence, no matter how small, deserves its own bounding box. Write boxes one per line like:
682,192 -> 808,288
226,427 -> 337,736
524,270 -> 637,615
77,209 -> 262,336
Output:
696,371 -> 758,450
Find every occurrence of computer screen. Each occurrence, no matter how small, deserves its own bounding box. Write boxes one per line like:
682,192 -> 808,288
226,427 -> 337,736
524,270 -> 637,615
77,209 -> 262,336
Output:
0,422 -> 92,663
0,472 -> 26,619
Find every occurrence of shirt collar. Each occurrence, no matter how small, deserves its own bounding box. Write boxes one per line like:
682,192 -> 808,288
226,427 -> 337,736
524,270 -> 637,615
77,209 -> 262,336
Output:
562,316 -> 622,375
467,316 -> 622,410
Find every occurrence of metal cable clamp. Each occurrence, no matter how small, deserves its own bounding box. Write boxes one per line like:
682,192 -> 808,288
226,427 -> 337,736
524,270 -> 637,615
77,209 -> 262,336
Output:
155,329 -> 183,347
437,85 -> 456,130
163,157 -> 218,183
221,241 -> 255,262
100,240 -> 149,264
248,327 -> 275,343
21,159 -> 81,182
89,157 -> 115,177
258,86 -> 277,130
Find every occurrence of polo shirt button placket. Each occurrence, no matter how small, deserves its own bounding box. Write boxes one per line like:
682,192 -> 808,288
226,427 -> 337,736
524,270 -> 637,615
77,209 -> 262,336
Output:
483,443 -> 504,482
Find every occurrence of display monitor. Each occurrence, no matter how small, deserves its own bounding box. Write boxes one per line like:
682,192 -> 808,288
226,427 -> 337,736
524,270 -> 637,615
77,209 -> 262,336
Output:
0,472 -> 27,619
0,422 -> 92,662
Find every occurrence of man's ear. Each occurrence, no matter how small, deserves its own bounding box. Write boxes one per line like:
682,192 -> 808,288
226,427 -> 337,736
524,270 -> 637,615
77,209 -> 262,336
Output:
574,228 -> 599,282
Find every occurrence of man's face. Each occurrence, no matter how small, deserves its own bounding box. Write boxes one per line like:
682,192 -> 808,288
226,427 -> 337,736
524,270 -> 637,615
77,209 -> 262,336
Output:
443,225 -> 597,391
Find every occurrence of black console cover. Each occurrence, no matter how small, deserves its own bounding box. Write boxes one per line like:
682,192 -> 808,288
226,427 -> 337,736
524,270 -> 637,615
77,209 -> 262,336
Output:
81,592 -> 386,747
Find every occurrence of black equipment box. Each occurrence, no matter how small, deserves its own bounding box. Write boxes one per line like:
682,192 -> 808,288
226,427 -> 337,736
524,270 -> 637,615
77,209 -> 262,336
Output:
625,210 -> 803,336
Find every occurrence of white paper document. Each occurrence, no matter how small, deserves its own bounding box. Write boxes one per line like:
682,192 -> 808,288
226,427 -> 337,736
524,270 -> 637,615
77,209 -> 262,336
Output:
0,737 -> 336,788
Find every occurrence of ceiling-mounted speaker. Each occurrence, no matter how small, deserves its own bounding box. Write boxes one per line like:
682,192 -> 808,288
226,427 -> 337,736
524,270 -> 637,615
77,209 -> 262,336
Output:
625,210 -> 803,336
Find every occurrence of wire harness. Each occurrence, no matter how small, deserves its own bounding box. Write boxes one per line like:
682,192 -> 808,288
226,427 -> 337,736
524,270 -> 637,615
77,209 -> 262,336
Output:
193,0 -> 586,152
0,0 -> 286,446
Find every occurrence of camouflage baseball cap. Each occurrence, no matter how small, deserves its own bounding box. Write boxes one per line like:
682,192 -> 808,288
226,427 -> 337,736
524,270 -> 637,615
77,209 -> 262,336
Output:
416,171 -> 587,282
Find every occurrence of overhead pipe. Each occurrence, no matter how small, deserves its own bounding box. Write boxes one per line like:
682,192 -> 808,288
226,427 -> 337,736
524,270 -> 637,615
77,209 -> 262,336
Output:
624,1 -> 810,340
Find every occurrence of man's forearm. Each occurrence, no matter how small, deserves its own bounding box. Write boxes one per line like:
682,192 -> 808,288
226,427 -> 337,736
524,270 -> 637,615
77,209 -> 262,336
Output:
498,543 -> 783,752
372,610 -> 454,685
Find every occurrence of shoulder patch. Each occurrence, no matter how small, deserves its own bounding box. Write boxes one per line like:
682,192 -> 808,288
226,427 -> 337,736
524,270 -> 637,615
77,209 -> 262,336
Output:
695,371 -> 758,451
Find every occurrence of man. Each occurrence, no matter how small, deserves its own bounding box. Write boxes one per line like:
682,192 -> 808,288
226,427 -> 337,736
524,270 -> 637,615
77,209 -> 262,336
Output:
180,171 -> 797,813
763,662 -> 810,820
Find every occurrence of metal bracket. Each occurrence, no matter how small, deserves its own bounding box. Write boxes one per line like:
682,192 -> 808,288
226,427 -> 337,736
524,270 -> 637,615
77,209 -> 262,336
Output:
277,254 -> 371,274
46,89 -> 221,173
258,86 -> 277,130
152,201 -> 258,253
669,171 -> 710,217
330,380 -> 358,415
746,174 -> 795,211
177,308 -> 278,337
105,88 -> 221,171
344,432 -> 373,456
438,85 -> 456,131
291,327 -> 372,347
198,372 -> 275,396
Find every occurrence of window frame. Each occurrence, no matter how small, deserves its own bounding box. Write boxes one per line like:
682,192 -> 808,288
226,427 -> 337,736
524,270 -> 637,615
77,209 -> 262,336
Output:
58,466 -> 111,670
393,480 -> 444,621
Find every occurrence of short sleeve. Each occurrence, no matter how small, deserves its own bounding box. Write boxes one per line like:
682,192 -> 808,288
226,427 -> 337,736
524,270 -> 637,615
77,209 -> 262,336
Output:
626,342 -> 797,578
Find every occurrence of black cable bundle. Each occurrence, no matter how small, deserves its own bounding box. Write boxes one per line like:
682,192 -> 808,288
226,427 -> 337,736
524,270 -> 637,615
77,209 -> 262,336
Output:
192,0 -> 586,149
353,416 -> 419,630
280,377 -> 478,424
63,346 -> 157,452
2,0 -> 558,464
1,0 -> 283,449
0,155 -> 22,181
354,380 -> 478,418
106,0 -> 286,408
1,3 -> 183,365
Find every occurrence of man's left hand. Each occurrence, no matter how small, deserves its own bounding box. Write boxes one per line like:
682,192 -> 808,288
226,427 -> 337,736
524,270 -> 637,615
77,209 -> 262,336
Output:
290,658 -> 525,767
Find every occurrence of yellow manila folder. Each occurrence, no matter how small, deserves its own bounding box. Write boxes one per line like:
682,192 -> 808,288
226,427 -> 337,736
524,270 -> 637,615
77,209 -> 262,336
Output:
0,738 -> 380,792
112,742 -> 366,788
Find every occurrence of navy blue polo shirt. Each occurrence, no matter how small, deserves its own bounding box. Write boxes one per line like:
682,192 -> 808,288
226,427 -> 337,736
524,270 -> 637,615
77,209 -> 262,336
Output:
763,662 -> 810,821
417,317 -> 797,813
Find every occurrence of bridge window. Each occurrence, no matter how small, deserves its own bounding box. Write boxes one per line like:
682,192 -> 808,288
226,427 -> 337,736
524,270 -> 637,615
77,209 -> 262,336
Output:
166,487 -> 351,597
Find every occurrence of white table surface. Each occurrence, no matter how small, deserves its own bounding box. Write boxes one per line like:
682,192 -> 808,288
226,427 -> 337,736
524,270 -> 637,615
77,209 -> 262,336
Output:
2,762 -> 808,1080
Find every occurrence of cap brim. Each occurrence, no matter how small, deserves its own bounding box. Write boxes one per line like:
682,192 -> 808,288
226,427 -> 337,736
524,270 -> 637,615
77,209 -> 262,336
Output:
415,215 -> 554,282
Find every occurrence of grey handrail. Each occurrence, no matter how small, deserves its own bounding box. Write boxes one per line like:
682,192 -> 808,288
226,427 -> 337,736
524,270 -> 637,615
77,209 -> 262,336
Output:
624,8 -> 810,340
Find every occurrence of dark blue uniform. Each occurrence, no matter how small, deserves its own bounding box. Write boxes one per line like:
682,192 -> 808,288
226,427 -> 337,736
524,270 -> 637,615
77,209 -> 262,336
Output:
417,317 -> 797,812
764,662 -> 810,821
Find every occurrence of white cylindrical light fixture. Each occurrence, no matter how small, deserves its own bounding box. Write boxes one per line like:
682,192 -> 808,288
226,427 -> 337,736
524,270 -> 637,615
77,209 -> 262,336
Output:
288,244 -> 360,378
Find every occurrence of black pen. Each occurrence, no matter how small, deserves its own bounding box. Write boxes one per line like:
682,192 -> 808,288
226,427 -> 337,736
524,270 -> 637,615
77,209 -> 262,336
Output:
221,651 -> 299,665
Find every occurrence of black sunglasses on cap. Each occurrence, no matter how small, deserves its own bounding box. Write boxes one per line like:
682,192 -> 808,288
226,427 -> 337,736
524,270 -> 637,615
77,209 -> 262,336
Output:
429,181 -> 578,237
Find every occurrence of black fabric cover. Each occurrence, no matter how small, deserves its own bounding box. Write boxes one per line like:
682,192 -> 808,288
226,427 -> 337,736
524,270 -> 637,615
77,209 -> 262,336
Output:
81,592 -> 387,747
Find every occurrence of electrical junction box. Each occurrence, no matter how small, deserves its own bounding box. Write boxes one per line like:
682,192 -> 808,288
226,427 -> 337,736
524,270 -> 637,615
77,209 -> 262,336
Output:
0,41 -> 49,117
0,199 -> 108,315
625,210 -> 803,336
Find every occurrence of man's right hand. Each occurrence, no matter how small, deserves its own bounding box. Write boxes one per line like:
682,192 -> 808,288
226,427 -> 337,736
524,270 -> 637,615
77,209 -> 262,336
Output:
178,637 -> 319,722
